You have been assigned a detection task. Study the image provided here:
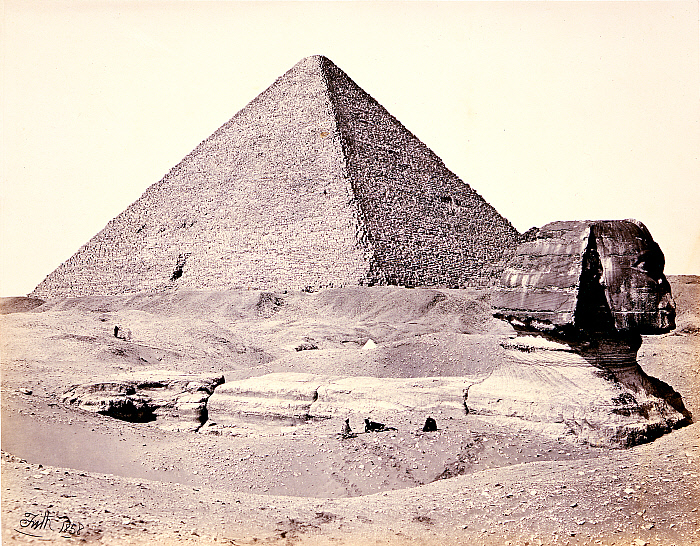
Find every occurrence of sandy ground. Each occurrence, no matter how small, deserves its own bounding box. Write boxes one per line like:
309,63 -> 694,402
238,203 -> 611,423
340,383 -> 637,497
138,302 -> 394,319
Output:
1,280 -> 699,545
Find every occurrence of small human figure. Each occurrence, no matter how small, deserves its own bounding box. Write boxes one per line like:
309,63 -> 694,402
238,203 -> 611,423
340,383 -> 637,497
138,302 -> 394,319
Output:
364,418 -> 385,432
365,418 -> 395,433
341,418 -> 354,438
422,416 -> 438,432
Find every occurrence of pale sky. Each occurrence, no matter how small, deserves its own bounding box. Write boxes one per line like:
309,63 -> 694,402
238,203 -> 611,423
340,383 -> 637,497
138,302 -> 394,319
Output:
2,1 -> 699,297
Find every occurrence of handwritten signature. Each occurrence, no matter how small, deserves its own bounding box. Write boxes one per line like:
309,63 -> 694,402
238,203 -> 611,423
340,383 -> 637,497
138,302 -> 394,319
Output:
15,509 -> 84,538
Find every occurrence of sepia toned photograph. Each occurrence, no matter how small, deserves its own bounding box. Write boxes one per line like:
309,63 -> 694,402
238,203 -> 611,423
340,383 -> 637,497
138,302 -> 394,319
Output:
2,1 -> 699,544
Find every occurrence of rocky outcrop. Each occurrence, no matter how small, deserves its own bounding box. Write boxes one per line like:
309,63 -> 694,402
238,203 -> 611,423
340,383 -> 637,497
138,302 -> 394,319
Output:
467,335 -> 689,447
113,324 -> 132,341
63,370 -> 477,434
62,371 -> 224,431
480,220 -> 690,447
205,372 -> 477,432
31,55 -> 518,298
206,373 -> 324,425
313,376 -> 473,419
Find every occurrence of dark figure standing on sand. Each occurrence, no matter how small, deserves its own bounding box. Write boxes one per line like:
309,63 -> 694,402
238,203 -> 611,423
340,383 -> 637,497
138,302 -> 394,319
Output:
341,418 -> 354,438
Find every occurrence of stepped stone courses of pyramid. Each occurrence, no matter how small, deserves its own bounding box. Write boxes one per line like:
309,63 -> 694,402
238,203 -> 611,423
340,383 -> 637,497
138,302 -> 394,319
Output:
32,56 -> 520,298
320,58 -> 519,287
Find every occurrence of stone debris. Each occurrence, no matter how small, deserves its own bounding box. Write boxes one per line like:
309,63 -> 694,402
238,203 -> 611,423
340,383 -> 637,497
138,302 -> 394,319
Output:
113,324 -> 132,340
294,339 -> 318,352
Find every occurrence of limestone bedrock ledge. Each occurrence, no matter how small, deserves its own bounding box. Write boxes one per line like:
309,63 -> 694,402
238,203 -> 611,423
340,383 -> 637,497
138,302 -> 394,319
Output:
62,370 -> 225,432
205,373 -> 479,430
466,334 -> 691,448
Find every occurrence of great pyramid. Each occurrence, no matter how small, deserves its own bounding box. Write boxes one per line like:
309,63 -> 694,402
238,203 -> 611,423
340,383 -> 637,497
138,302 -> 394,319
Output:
32,55 -> 520,298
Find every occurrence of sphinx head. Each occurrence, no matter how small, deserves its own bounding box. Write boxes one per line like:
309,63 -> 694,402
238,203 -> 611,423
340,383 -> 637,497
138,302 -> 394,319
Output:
493,219 -> 675,338
588,220 -> 675,334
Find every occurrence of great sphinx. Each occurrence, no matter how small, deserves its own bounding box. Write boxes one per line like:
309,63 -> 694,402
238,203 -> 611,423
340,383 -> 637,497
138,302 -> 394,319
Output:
468,219 -> 690,447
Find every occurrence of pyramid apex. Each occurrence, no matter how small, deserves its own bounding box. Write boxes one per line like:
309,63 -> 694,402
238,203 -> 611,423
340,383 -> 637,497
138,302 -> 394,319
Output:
31,53 -> 520,297
306,54 -> 331,62
295,54 -> 335,67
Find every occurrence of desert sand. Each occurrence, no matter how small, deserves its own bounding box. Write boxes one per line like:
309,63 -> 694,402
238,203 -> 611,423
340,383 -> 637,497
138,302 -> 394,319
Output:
1,277 -> 699,545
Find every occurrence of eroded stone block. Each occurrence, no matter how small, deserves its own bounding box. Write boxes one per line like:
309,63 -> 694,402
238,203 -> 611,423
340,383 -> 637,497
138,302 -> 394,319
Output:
493,219 -> 675,336
62,370 -> 224,430
482,220 -> 690,447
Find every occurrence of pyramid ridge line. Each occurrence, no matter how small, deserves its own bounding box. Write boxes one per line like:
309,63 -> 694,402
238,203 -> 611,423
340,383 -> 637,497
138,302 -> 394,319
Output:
148,56 -> 335,195
31,55 -> 521,297
318,56 -> 519,226
323,58 -> 520,240
318,57 -> 472,195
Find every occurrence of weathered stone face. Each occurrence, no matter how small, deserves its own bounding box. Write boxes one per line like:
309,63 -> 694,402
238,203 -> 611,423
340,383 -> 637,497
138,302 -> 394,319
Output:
492,219 -> 675,337
591,220 -> 675,333
484,220 -> 688,447
466,333 -> 691,447
62,371 -> 225,432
